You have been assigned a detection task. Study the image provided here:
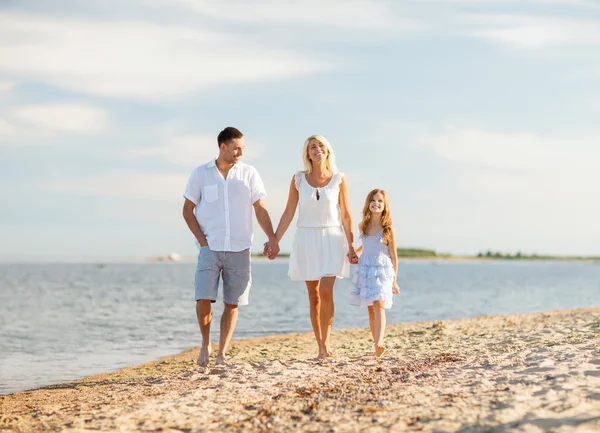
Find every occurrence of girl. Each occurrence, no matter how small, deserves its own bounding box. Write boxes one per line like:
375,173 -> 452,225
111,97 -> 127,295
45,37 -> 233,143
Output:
350,189 -> 400,358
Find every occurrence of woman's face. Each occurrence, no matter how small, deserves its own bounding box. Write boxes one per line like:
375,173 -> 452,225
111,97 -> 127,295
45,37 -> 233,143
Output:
307,139 -> 328,163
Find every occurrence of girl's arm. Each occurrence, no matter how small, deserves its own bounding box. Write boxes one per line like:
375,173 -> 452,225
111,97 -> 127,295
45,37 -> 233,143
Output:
339,176 -> 357,260
274,176 -> 299,243
388,227 -> 400,294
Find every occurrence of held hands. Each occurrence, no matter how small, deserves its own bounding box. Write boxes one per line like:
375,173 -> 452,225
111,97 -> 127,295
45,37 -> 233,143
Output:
392,281 -> 400,295
347,247 -> 359,265
263,239 -> 280,260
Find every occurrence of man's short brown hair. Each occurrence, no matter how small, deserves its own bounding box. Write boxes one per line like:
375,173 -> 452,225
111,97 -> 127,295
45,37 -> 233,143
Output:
217,127 -> 243,147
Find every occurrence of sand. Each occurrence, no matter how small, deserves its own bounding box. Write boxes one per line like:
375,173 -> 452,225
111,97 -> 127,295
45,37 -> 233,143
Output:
1,308 -> 599,432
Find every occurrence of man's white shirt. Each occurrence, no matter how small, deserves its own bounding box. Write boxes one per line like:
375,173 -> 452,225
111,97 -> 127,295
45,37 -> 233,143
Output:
184,159 -> 267,252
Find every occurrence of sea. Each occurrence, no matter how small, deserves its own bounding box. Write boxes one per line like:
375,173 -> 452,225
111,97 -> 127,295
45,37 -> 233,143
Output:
1,260 -> 598,395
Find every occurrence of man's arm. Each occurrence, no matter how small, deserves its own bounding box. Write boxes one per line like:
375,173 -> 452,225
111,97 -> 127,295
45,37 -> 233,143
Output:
182,199 -> 208,247
253,198 -> 280,259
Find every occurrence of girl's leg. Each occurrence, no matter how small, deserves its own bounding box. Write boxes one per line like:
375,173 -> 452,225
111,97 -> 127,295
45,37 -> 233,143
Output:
372,300 -> 386,357
318,276 -> 336,357
306,280 -> 326,359
367,305 -> 376,342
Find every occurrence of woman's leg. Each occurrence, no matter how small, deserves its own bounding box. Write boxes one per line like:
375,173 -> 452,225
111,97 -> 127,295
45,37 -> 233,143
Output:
306,280 -> 326,358
367,305 -> 376,342
372,300 -> 386,357
319,276 -> 336,357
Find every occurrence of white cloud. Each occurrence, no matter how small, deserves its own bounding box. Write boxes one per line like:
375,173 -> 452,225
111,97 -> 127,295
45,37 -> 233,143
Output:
464,14 -> 600,48
414,124 -> 598,171
0,118 -> 15,136
175,0 -> 413,29
0,11 -> 327,101
12,102 -> 110,134
129,133 -> 267,166
47,172 -> 188,202
0,81 -> 15,94
130,135 -> 218,167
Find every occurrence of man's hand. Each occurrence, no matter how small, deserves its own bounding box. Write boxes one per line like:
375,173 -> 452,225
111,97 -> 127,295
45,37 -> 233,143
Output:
263,239 -> 280,260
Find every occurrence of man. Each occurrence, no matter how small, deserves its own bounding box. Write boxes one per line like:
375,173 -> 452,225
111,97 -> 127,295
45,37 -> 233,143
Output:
182,127 -> 280,367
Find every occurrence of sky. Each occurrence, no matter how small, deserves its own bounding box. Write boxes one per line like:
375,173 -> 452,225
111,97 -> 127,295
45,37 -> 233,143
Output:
1,0 -> 599,261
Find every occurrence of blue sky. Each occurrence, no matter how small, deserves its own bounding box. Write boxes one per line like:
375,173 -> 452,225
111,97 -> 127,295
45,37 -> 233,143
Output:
1,0 -> 599,261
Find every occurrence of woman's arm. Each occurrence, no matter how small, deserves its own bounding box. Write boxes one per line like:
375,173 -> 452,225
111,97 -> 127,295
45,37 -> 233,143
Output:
339,176 -> 356,260
388,227 -> 400,294
274,176 -> 299,243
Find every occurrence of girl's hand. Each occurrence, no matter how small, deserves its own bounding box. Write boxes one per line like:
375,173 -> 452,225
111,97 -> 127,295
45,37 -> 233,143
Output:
392,281 -> 400,294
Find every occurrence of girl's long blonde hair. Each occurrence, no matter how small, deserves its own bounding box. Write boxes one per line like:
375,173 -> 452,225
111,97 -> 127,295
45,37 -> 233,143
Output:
302,135 -> 339,174
359,189 -> 393,245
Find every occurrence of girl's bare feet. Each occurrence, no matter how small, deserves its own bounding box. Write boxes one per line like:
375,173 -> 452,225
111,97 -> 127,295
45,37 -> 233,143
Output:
375,346 -> 386,358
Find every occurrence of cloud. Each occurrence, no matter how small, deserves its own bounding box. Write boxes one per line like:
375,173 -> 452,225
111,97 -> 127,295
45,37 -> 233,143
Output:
129,135 -> 218,167
128,133 -> 267,166
463,14 -> 600,48
46,172 -> 188,202
11,102 -> 110,134
0,118 -> 15,136
0,81 -> 14,94
174,0 -> 414,30
414,124 -> 598,172
0,11 -> 328,101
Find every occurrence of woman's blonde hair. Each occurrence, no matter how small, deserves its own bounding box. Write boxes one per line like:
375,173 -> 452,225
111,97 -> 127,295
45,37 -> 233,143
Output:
358,189 -> 393,245
302,135 -> 339,174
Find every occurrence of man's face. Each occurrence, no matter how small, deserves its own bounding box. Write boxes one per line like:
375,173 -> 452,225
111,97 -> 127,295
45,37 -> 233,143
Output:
220,137 -> 245,164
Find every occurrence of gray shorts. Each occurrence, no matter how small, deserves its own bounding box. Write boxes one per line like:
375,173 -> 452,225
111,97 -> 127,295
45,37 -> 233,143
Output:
194,247 -> 251,306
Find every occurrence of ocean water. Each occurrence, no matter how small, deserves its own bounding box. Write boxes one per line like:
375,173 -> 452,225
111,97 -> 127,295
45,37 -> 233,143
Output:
1,260 -> 598,395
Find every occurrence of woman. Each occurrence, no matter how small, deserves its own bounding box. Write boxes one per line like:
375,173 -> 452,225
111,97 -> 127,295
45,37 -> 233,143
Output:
271,135 -> 357,359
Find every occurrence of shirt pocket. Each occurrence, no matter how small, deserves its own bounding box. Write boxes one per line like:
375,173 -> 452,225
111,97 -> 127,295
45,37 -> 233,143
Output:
203,184 -> 219,203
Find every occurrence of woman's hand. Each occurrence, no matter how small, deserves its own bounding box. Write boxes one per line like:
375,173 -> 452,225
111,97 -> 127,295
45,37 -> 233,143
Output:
347,248 -> 359,264
392,281 -> 400,295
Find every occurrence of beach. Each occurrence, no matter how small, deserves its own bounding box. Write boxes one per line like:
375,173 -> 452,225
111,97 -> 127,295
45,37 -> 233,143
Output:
1,308 -> 599,432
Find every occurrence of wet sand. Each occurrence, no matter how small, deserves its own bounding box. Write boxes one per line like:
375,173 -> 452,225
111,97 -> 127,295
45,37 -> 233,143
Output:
1,308 -> 599,432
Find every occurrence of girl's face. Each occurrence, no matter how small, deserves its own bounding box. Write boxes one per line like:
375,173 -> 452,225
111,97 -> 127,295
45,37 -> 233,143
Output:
369,192 -> 385,214
307,139 -> 328,163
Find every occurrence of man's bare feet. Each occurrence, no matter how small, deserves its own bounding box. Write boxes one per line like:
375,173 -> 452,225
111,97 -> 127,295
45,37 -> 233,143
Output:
197,345 -> 211,367
215,354 -> 229,365
375,345 -> 386,358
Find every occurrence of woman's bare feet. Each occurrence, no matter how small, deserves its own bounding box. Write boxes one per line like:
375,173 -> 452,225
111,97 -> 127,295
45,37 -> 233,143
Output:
375,345 -> 386,358
317,346 -> 328,360
215,354 -> 229,365
197,345 -> 211,367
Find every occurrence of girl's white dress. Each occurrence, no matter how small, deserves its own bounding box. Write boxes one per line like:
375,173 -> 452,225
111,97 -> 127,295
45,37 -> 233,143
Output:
350,231 -> 395,309
288,171 -> 350,281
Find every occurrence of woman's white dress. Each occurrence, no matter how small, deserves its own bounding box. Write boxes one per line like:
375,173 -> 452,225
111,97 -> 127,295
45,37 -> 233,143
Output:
288,171 -> 350,281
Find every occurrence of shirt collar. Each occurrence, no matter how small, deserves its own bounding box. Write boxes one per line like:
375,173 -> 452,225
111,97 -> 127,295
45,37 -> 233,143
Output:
207,157 -> 240,171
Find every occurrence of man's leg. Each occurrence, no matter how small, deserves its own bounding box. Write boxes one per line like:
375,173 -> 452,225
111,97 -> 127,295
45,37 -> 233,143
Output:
219,249 -> 251,365
217,303 -> 239,364
194,247 -> 220,367
196,300 -> 213,367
